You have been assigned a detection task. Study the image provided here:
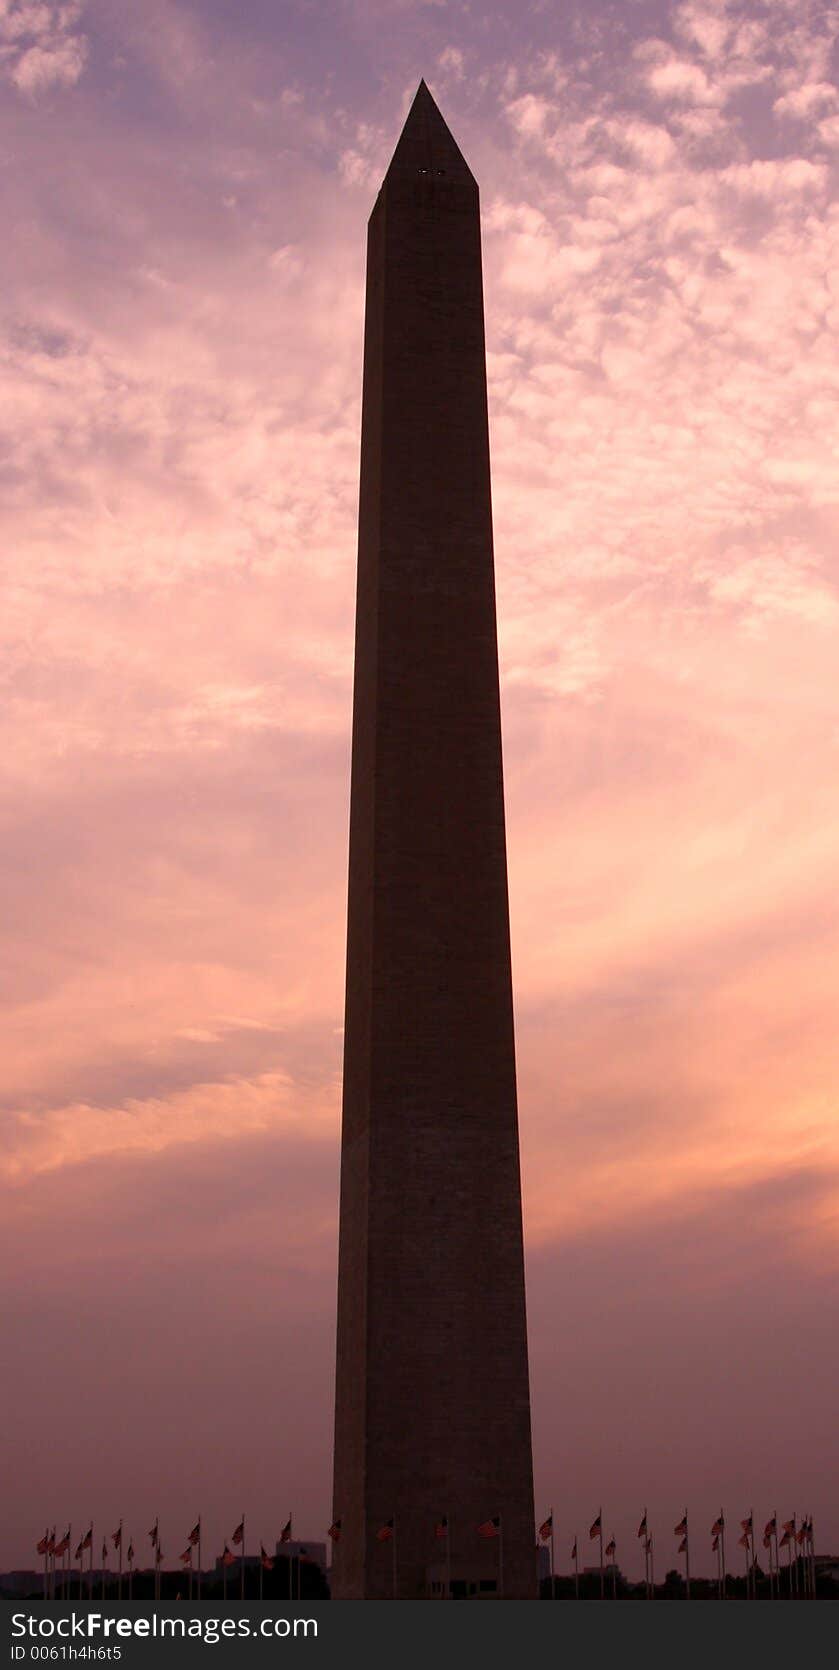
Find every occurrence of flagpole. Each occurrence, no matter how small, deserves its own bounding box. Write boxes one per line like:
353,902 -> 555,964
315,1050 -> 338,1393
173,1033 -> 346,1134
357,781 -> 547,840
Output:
720,1513 -> 726,1599
288,1517 -> 293,1603
685,1512 -> 690,1599
118,1519 -> 122,1602
599,1509 -> 604,1600
773,1513 -> 779,1601
128,1544 -> 133,1603
574,1538 -> 579,1600
65,1525 -> 71,1603
550,1508 -> 555,1601
89,1524 -> 94,1602
750,1506 -> 756,1600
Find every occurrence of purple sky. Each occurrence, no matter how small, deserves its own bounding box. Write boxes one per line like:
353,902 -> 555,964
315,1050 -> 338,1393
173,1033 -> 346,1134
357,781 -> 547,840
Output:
2,0 -> 838,1578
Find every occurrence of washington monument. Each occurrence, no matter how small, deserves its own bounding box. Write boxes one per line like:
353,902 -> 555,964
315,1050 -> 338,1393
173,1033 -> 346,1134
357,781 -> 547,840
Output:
331,82 -> 535,1600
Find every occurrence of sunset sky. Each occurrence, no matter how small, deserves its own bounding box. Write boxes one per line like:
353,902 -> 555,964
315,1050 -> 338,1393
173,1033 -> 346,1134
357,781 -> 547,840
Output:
3,0 -> 838,1578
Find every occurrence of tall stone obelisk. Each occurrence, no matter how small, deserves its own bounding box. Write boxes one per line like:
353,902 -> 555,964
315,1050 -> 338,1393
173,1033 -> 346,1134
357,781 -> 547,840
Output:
332,81 -> 535,1601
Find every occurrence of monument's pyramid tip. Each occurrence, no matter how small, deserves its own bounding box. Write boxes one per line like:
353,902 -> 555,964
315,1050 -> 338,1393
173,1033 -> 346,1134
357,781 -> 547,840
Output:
383,79 -> 475,187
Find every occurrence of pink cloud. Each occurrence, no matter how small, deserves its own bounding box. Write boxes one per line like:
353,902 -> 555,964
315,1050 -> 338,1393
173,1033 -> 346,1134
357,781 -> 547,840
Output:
2,0 -> 838,1572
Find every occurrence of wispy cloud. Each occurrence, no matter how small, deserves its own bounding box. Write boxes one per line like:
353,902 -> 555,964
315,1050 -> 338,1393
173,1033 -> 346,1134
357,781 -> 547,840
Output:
1,0 -> 88,95
1,0 -> 838,1570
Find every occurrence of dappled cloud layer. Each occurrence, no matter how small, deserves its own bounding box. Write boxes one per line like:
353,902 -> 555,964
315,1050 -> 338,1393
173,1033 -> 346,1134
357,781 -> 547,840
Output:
2,0 -> 837,1571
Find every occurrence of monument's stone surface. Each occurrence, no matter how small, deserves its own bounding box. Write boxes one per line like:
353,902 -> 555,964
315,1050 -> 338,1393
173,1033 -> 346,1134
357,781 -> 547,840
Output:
331,81 -> 535,1600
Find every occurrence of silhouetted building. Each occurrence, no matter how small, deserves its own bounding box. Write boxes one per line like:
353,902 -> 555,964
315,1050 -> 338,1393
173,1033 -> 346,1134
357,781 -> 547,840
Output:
332,81 -> 535,1600
273,1540 -> 327,1577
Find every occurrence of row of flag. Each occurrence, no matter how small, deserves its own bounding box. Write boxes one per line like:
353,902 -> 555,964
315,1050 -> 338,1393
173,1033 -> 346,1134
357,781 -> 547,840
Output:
535,1507 -> 818,1598
35,1513 -> 323,1603
359,1514 -> 502,1544
37,1509 -> 817,1563
35,1505 -> 820,1601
